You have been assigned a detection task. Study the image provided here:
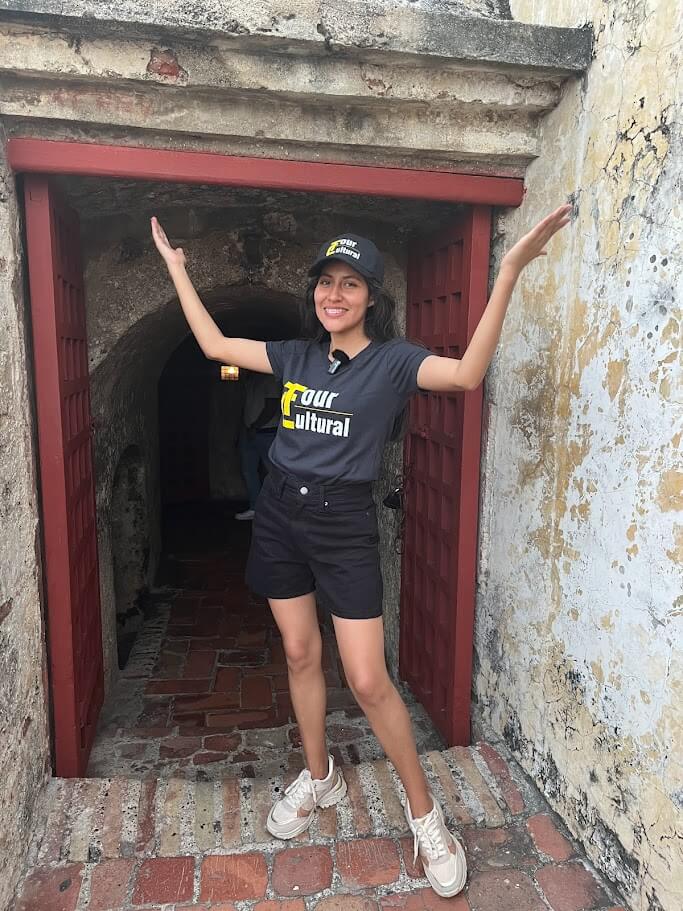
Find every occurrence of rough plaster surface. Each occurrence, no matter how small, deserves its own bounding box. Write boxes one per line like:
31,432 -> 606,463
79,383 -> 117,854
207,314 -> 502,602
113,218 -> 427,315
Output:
0,1 -> 590,177
0,126 -> 50,911
474,3 -> 682,909
0,0 -> 588,70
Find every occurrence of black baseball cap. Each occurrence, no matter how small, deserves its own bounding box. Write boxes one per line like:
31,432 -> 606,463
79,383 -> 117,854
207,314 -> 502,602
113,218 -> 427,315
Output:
308,233 -> 384,285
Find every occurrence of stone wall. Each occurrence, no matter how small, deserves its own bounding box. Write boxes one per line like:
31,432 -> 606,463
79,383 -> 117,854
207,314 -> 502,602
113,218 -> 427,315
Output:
0,125 -> 51,911
474,2 -> 682,909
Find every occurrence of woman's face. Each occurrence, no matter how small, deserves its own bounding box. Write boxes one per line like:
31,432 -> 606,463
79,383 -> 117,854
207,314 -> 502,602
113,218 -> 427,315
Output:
313,260 -> 372,336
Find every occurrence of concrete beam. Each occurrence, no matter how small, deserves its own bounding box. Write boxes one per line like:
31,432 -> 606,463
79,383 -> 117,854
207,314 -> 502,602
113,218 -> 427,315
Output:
0,24 -> 563,115
0,74 -> 540,165
0,1 -> 592,73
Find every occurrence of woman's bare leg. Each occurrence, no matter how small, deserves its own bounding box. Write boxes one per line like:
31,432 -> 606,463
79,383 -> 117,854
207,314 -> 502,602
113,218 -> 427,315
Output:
269,593 -> 328,780
332,614 -> 432,817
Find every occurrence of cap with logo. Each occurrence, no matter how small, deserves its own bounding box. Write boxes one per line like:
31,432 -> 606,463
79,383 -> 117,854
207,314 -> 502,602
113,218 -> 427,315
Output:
308,233 -> 384,285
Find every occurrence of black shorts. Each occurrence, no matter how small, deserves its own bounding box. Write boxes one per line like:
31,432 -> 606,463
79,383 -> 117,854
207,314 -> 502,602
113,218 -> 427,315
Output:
245,468 -> 383,620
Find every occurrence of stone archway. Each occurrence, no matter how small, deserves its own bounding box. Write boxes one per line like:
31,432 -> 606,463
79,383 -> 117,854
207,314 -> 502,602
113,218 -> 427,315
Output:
111,445 -> 149,667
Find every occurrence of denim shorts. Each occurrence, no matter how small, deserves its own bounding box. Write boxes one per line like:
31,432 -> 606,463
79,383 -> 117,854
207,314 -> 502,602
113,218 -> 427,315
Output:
245,468 -> 383,619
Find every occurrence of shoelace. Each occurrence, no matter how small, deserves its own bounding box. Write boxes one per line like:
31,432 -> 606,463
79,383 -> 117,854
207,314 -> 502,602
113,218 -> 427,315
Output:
284,770 -> 317,809
412,808 -> 449,863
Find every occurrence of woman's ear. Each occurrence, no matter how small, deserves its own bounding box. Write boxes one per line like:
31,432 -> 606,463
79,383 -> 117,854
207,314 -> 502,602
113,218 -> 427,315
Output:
368,297 -> 375,308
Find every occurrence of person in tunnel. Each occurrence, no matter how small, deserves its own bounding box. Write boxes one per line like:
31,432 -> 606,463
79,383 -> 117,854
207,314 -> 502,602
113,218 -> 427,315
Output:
151,206 -> 571,899
235,369 -> 282,521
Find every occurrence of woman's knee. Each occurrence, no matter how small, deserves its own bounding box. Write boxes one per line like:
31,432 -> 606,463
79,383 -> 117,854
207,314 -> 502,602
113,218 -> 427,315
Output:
283,635 -> 322,675
347,670 -> 393,707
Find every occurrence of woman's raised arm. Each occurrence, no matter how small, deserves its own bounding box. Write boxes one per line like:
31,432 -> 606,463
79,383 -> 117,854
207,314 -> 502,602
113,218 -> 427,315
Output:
417,204 -> 572,393
151,216 -> 272,373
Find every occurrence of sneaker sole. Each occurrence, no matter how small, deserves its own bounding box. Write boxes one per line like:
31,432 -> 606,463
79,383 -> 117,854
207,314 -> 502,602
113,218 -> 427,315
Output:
266,771 -> 348,840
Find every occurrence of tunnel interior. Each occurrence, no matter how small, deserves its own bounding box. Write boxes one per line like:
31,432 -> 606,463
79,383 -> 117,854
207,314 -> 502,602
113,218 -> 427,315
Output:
50,172 -> 463,764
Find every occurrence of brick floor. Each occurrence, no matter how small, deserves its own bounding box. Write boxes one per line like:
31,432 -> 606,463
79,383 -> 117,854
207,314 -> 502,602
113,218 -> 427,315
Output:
15,742 -> 623,911
86,525 -> 442,781
13,508 -> 625,911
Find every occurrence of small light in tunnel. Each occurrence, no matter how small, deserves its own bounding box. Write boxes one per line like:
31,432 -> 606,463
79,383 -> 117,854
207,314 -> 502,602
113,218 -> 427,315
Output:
221,365 -> 240,381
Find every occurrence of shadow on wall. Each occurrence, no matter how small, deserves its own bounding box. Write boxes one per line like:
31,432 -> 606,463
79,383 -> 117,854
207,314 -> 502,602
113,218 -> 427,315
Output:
111,445 -> 150,667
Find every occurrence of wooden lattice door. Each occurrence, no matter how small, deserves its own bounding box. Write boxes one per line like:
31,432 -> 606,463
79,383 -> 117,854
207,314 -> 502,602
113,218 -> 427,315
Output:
399,207 -> 491,745
24,176 -> 104,776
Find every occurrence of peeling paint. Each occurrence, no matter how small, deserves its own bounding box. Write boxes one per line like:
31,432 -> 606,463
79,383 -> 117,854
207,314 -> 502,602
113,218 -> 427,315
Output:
478,2 -> 683,909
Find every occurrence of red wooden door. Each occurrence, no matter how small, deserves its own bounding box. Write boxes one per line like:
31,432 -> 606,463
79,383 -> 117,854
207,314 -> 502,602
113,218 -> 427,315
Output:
399,206 -> 491,746
24,176 -> 104,777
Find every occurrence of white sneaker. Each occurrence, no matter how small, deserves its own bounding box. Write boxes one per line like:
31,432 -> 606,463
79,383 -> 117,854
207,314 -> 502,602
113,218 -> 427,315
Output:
405,794 -> 467,897
235,509 -> 255,520
266,755 -> 347,839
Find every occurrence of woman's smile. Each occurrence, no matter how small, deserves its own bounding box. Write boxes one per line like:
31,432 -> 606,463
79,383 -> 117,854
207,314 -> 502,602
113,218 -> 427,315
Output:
314,261 -> 372,337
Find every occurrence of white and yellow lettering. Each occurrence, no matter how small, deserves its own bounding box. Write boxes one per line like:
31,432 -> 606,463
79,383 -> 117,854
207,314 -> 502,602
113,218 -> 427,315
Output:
282,381 -> 307,429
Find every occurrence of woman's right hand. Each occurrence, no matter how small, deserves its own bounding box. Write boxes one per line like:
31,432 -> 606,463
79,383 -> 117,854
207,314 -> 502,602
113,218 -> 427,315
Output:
151,216 -> 186,271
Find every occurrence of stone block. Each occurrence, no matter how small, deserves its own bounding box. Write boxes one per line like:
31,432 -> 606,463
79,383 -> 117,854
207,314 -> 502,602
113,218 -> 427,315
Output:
200,853 -> 269,901
88,858 -> 135,910
272,846 -> 334,896
14,864 -> 83,911
337,838 -> 401,888
467,870 -> 545,911
535,863 -> 609,911
380,889 -> 470,910
526,814 -> 574,863
132,856 -> 195,905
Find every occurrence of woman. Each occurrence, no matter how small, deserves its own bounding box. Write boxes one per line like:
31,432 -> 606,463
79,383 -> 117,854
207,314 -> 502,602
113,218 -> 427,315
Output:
151,205 -> 571,898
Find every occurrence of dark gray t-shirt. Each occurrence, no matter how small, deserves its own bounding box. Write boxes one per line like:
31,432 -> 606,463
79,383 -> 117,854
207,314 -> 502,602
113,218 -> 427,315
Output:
265,338 -> 432,484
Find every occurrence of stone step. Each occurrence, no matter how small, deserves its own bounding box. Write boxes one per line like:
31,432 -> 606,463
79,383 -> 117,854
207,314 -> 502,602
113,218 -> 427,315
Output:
17,742 -> 623,911
31,744 -> 530,867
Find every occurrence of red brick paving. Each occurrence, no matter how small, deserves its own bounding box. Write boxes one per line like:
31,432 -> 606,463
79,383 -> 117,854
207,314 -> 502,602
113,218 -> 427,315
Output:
317,899 -> 380,911
15,517 -> 621,911
337,838 -> 401,888
14,864 -> 83,911
467,870 -> 546,911
477,743 -> 525,815
526,814 -> 575,863
271,845 -> 334,895
200,853 -> 268,901
88,859 -> 135,911
535,862 -> 610,911
380,890 -> 470,910
132,857 -> 195,905
254,902 -> 307,911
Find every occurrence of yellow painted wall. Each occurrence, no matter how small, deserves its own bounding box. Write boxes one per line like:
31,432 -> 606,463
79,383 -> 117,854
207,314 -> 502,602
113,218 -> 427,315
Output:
476,3 -> 682,908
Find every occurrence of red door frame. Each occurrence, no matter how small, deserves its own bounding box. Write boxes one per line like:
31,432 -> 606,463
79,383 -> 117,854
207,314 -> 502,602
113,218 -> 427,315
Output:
401,208 -> 491,745
10,139 -> 522,757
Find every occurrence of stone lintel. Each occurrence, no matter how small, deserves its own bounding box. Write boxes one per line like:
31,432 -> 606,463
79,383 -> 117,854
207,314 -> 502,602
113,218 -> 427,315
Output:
0,22 -> 564,112
0,1 -> 593,74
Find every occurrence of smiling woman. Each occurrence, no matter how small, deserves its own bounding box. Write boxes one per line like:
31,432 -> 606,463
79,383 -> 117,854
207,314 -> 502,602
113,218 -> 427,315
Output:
151,206 -> 571,898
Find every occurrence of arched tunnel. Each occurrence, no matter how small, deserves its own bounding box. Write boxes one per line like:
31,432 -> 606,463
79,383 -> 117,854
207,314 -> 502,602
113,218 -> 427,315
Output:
52,173 -> 457,776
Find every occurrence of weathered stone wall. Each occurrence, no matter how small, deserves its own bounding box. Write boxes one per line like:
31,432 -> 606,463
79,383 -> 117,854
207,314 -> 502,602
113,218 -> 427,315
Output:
82,199 -> 411,689
0,125 -> 51,911
475,2 -> 682,909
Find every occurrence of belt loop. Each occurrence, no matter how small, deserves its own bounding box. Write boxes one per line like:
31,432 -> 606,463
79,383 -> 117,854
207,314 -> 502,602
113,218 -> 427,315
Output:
316,481 -> 326,509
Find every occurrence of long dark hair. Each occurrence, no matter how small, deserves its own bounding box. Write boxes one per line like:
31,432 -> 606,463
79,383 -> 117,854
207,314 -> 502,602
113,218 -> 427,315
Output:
300,272 -> 408,440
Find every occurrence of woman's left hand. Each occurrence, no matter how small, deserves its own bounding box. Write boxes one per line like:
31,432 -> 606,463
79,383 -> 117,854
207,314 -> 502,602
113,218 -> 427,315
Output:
502,204 -> 573,273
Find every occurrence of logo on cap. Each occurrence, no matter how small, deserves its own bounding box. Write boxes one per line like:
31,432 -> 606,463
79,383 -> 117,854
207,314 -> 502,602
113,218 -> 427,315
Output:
325,238 -> 360,260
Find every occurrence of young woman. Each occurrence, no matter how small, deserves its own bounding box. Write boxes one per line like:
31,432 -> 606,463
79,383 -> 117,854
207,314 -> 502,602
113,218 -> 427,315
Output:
151,205 -> 571,898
